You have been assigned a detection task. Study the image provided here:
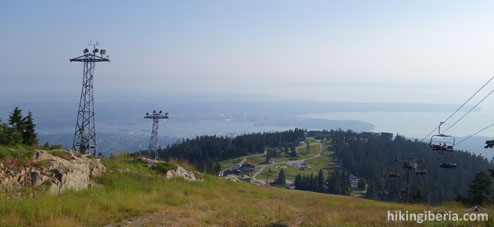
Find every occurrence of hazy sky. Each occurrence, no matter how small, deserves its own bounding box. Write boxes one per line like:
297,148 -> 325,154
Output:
2,0 -> 494,103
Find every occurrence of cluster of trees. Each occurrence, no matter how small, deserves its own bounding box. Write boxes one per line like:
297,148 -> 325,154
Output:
294,169 -> 351,195
457,170 -> 494,206
151,129 -> 305,173
0,107 -> 38,146
320,129 -> 492,203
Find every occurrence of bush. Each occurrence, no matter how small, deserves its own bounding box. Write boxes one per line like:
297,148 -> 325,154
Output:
154,162 -> 176,174
0,145 -> 34,166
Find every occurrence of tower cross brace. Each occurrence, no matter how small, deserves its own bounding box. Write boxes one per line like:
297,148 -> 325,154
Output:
70,42 -> 109,155
145,110 -> 169,160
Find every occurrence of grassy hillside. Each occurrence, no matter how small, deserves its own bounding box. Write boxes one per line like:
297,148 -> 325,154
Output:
220,138 -> 336,182
0,154 -> 490,226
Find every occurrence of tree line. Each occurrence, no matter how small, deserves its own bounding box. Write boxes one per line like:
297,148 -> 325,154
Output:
321,129 -> 492,204
294,169 -> 351,196
0,107 -> 38,146
148,129 -> 306,173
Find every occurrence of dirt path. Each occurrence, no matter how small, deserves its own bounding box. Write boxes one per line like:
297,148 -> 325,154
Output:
219,151 -> 265,176
250,141 -> 322,185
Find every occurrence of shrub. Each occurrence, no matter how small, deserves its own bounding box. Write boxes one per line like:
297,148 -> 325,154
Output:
154,162 -> 176,174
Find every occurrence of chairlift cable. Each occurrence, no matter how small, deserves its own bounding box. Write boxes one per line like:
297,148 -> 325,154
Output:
443,86 -> 494,133
456,122 -> 494,146
419,75 -> 494,142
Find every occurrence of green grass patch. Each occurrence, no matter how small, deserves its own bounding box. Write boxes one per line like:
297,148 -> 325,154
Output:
0,145 -> 34,167
245,155 -> 265,165
102,154 -> 154,174
48,150 -> 72,160
219,156 -> 244,170
154,162 -> 176,174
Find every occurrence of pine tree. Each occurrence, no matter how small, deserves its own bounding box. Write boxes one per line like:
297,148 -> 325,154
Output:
317,169 -> 325,192
22,111 -> 38,146
265,152 -> 271,164
8,107 -> 23,130
277,169 -> 286,185
290,146 -> 297,157
7,107 -> 24,145
467,171 -> 492,205
295,174 -> 302,189
412,189 -> 425,203
0,119 -> 6,145
357,178 -> 366,191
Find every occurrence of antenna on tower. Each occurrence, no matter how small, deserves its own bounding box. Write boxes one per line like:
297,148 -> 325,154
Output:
145,110 -> 169,160
70,41 -> 110,155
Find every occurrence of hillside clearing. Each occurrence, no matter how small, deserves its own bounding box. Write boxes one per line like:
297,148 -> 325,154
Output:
0,154 -> 490,226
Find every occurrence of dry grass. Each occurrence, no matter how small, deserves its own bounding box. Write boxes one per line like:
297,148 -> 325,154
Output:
0,154 -> 491,226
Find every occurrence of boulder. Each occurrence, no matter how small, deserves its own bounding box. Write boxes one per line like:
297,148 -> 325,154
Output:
165,165 -> 197,181
135,157 -> 199,181
0,150 -> 105,194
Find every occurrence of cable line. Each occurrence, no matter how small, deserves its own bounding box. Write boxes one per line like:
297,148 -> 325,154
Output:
456,122 -> 494,146
419,76 -> 494,142
443,86 -> 494,133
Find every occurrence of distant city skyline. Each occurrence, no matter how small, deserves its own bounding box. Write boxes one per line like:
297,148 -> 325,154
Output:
2,1 -> 494,104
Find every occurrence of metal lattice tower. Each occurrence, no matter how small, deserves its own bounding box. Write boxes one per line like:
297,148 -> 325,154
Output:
145,110 -> 169,160
70,41 -> 110,155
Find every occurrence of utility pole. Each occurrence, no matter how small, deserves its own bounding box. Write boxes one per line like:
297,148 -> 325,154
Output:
70,41 -> 109,155
145,110 -> 169,160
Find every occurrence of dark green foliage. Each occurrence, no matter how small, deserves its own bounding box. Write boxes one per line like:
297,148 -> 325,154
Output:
151,129 -> 305,173
317,169 -> 325,192
357,178 -> 366,191
412,189 -> 425,203
0,107 -> 38,147
327,170 -> 351,195
326,129 -> 492,204
290,145 -> 297,158
265,152 -> 271,164
154,162 -> 177,174
22,112 -> 38,146
277,169 -> 286,185
466,171 -> 492,206
8,107 -> 23,130
294,170 -> 347,194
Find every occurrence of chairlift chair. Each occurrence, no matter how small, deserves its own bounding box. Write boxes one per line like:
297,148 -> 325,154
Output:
440,162 -> 457,169
485,140 -> 494,149
388,171 -> 400,178
414,169 -> 428,175
430,122 -> 456,152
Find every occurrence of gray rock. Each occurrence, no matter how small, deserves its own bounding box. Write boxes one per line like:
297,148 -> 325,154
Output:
0,150 -> 106,194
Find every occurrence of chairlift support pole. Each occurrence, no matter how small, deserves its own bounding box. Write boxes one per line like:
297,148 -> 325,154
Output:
70,41 -> 109,156
145,110 -> 169,160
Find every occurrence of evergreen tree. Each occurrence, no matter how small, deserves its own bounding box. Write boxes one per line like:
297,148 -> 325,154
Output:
317,169 -> 325,192
365,181 -> 378,199
290,145 -> 297,158
22,111 -> 37,146
8,107 -> 23,130
265,152 -> 271,164
294,174 -> 302,189
467,171 -> 492,205
0,119 -> 5,145
412,189 -> 425,203
7,107 -> 23,145
357,179 -> 366,191
277,169 -> 286,185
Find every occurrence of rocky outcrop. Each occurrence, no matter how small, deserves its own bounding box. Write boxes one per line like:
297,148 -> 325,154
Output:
165,165 -> 197,181
135,157 -> 200,181
0,150 -> 105,195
